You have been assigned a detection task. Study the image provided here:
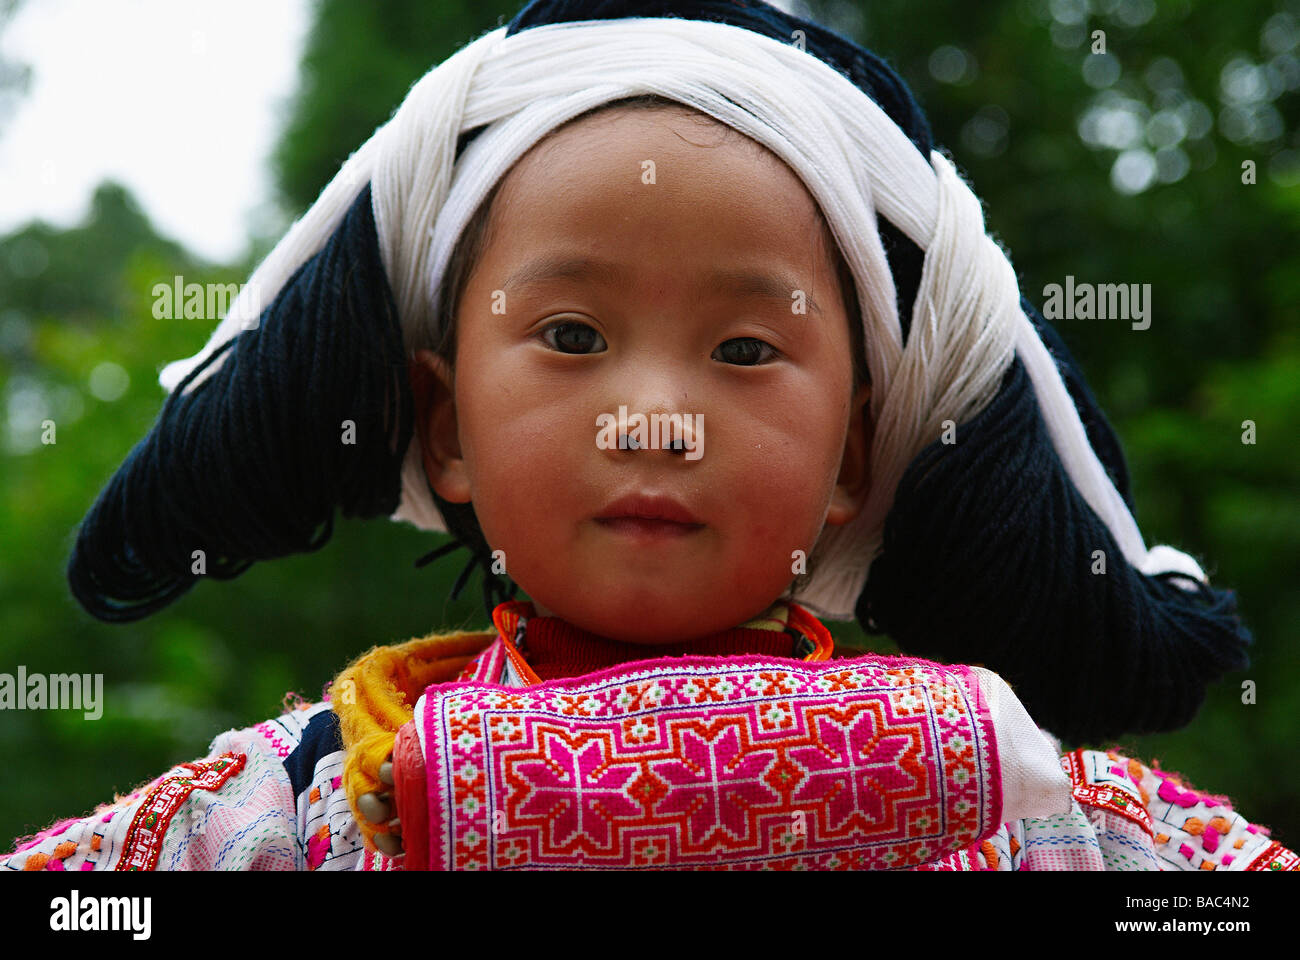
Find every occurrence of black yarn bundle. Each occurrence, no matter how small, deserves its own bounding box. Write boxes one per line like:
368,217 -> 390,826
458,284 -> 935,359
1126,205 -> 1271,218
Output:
858,356 -> 1252,746
66,184 -> 414,622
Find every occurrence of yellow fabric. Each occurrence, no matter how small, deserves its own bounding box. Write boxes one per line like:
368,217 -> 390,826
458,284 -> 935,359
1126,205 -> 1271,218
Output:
330,628 -> 494,853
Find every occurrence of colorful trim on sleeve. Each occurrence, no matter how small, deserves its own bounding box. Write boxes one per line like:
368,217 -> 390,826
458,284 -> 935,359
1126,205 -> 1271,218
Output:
1064,748 -> 1297,872
288,704 -> 368,871
117,753 -> 246,870
252,698 -> 370,871
1244,841 -> 1299,871
4,781 -> 162,872
3,698 -> 372,871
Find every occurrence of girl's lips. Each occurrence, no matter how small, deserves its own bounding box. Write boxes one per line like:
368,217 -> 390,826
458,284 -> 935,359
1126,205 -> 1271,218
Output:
594,517 -> 705,540
595,492 -> 703,526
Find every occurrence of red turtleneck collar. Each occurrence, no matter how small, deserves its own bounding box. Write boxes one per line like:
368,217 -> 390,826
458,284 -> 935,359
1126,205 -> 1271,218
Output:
490,601 -> 834,683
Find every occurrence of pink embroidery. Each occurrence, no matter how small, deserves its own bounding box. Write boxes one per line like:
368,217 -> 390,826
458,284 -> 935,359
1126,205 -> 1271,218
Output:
1152,771 -> 1232,810
1157,779 -> 1201,808
307,828 -> 331,870
254,722 -> 292,758
422,654 -> 1000,870
12,816 -> 81,853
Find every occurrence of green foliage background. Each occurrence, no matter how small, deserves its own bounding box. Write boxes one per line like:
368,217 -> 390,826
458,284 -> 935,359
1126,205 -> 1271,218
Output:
2,0 -> 1297,852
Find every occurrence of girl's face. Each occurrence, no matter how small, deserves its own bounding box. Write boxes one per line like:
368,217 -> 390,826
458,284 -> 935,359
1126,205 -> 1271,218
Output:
415,106 -> 873,644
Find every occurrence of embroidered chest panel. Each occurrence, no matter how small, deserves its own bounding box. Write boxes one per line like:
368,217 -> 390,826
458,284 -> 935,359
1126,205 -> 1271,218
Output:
420,655 -> 999,869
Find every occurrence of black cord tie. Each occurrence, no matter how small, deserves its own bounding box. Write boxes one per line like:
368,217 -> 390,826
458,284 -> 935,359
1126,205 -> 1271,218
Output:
414,538 -> 519,620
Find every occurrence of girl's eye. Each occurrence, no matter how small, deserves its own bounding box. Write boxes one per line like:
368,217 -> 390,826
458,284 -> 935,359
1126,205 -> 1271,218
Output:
538,324 -> 775,364
540,320 -> 607,354
714,337 -> 777,366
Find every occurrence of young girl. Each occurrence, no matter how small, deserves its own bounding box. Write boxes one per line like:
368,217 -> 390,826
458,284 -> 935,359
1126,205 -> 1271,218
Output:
6,0 -> 1292,871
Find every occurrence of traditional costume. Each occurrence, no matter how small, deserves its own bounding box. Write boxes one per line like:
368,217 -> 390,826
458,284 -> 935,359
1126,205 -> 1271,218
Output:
5,599 -> 1294,871
9,0 -> 1287,870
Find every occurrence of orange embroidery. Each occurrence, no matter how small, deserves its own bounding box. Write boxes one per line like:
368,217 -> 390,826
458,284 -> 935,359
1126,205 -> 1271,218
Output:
980,840 -> 1000,870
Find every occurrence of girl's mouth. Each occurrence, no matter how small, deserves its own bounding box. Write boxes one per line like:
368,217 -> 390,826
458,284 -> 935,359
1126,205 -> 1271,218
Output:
594,517 -> 706,540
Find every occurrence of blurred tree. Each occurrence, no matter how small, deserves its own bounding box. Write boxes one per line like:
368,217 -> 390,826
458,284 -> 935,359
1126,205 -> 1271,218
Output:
272,0 -> 521,214
1,182 -> 195,323
0,0 -> 30,138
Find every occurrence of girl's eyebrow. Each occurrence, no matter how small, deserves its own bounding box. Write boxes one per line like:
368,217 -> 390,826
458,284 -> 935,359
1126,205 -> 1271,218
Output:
502,253 -> 822,316
503,254 -> 626,292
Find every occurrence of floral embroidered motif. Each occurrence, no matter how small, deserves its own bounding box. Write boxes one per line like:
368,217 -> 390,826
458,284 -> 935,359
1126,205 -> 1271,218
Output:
420,655 -> 999,870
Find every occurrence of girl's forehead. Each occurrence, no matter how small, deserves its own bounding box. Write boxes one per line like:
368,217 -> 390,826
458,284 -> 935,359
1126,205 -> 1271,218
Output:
498,106 -> 817,212
458,107 -> 849,325
485,126 -> 829,268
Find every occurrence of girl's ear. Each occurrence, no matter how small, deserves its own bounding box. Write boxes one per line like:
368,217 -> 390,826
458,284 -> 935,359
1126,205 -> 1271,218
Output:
825,383 -> 873,527
410,349 -> 472,504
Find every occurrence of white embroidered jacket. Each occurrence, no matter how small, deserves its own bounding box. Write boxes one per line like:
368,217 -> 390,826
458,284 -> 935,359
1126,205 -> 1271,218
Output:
3,665 -> 1294,872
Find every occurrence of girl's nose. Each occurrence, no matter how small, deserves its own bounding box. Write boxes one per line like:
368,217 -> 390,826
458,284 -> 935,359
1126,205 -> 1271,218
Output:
609,404 -> 702,458
619,432 -> 688,454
